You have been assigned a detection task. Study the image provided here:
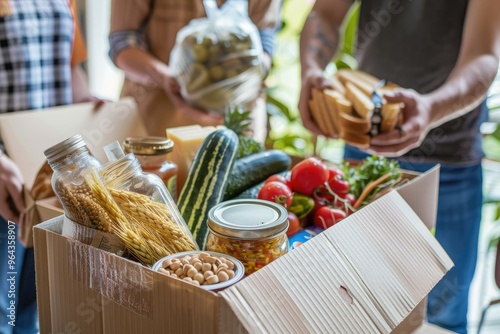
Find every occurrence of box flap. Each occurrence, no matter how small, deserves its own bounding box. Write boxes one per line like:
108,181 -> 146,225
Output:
397,165 -> 440,230
220,191 -> 453,334
0,98 -> 147,187
36,198 -> 63,222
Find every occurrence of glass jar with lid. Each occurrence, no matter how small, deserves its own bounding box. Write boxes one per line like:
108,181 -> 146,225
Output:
44,134 -> 111,231
122,137 -> 178,200
99,144 -> 197,252
206,199 -> 289,275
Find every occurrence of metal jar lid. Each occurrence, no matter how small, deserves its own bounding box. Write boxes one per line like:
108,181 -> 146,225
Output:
123,137 -> 174,155
44,134 -> 87,163
208,199 -> 289,239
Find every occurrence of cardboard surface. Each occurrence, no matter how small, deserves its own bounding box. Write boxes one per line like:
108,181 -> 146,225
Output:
0,98 -> 146,187
33,166 -> 454,334
0,98 -> 148,246
219,191 -> 452,334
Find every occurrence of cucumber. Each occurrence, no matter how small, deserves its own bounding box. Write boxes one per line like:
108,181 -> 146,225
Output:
223,150 -> 291,200
233,181 -> 265,200
177,129 -> 239,249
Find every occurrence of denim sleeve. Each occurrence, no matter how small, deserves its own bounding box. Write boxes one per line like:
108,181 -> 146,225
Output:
258,28 -> 277,57
108,30 -> 148,63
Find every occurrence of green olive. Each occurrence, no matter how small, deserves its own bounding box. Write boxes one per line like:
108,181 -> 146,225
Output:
221,40 -> 235,53
235,42 -> 251,52
208,65 -> 224,81
202,36 -> 214,47
225,69 -> 239,78
208,44 -> 221,58
222,58 -> 243,71
192,44 -> 208,63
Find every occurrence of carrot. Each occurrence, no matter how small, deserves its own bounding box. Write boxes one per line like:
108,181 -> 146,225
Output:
353,172 -> 393,209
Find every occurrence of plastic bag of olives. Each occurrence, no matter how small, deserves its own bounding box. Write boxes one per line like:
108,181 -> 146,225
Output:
169,0 -> 265,114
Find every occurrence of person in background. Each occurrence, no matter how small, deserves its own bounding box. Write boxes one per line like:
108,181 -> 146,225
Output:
299,0 -> 499,333
0,1 -> 94,333
108,0 -> 281,141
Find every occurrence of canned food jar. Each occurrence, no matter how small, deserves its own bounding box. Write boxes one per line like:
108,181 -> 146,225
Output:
206,199 -> 289,275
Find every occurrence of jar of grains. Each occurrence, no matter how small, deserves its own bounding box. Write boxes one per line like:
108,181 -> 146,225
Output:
206,199 -> 289,275
122,137 -> 178,201
44,134 -> 108,231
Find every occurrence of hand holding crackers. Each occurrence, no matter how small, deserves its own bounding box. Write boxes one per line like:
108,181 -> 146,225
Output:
308,70 -> 403,148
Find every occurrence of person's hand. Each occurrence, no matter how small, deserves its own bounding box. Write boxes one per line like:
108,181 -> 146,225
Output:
161,71 -> 224,126
0,153 -> 25,222
367,89 -> 433,157
298,68 -> 333,135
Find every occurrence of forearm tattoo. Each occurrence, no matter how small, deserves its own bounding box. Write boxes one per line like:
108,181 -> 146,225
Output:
305,11 -> 339,69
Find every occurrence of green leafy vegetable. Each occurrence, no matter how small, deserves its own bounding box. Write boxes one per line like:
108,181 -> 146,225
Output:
342,156 -> 401,202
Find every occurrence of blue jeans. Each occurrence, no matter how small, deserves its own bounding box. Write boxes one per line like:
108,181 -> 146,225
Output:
344,146 -> 482,334
0,217 -> 39,334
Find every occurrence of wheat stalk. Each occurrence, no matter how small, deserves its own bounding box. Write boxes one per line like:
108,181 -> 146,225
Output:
109,189 -> 197,252
83,170 -> 196,265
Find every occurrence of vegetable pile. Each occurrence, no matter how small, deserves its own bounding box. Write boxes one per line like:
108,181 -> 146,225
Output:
177,124 -> 402,246
255,156 -> 402,235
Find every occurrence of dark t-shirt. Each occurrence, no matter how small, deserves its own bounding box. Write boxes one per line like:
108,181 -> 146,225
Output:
357,0 -> 488,165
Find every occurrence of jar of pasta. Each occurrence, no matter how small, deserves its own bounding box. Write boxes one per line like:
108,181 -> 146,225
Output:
206,199 -> 289,275
99,147 -> 197,252
122,137 -> 178,200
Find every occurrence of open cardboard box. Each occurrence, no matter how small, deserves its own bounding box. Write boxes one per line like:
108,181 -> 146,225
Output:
33,165 -> 455,333
0,98 -> 148,247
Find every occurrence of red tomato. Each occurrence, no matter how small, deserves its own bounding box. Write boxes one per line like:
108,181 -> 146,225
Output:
336,193 -> 357,215
265,174 -> 290,188
328,167 -> 344,179
327,169 -> 349,194
258,181 -> 293,207
340,193 -> 357,207
311,194 -> 330,214
286,212 -> 301,237
290,157 -> 329,196
313,206 -> 346,229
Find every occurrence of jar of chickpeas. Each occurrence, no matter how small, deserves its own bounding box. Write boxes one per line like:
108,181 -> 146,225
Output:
206,199 -> 289,275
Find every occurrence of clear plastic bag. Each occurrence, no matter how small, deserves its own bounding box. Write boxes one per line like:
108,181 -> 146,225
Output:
170,0 -> 265,114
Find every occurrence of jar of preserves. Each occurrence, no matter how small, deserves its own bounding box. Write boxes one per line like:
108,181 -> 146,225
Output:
99,147 -> 197,252
122,137 -> 178,200
44,134 -> 110,231
206,199 -> 289,275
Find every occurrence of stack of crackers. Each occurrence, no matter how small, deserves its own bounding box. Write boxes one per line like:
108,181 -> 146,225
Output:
308,70 -> 403,148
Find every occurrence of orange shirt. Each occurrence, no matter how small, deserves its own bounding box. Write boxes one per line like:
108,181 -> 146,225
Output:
68,0 -> 87,66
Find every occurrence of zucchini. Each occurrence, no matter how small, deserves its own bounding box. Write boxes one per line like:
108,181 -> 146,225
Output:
177,129 -> 239,249
223,150 -> 291,200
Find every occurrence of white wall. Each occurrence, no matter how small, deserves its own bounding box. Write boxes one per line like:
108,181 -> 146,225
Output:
85,0 -> 124,100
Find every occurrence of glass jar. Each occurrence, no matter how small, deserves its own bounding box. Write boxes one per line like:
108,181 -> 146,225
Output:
99,152 -> 197,251
122,137 -> 178,201
44,134 -> 108,231
206,199 -> 289,275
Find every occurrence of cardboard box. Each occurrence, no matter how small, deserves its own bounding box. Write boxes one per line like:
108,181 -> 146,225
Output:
33,166 -> 454,333
0,98 -> 148,246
